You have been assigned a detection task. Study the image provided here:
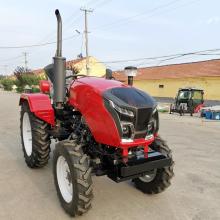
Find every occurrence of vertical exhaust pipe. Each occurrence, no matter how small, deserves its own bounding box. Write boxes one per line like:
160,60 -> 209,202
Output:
55,9 -> 62,57
53,9 -> 66,109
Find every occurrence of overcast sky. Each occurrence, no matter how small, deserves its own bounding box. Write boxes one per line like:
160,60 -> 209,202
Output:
0,0 -> 220,74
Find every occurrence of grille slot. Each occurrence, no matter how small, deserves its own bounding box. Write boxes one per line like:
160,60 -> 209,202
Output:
135,108 -> 152,132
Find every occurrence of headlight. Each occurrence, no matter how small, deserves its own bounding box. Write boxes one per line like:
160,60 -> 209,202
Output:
152,106 -> 157,114
147,109 -> 159,135
121,121 -> 135,139
109,100 -> 134,117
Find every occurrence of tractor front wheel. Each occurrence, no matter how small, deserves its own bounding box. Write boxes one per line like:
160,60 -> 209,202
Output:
53,140 -> 93,217
20,102 -> 51,168
133,136 -> 174,194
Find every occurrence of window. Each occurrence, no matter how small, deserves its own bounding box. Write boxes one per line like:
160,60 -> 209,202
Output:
178,91 -> 190,99
159,84 -> 164,88
192,91 -> 203,100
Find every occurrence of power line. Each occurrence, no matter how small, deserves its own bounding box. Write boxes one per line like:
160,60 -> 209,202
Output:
60,0 -> 99,34
84,0 -> 96,7
36,3 -> 91,44
0,34 -> 80,49
92,0 -> 200,32
0,34 -> 81,70
129,53 -> 220,68
92,0 -> 114,10
135,52 -> 220,67
0,9 -> 85,70
195,53 -> 220,56
97,48 -> 220,64
92,0 -> 182,30
153,0 -> 202,18
62,13 -> 83,33
0,55 -> 23,63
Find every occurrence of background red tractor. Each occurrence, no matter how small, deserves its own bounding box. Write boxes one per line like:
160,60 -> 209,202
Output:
19,10 -> 174,217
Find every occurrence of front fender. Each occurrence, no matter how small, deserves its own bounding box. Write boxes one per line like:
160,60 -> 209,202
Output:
19,93 -> 55,126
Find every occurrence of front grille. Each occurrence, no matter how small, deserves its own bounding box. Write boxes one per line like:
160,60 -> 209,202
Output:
135,108 -> 152,131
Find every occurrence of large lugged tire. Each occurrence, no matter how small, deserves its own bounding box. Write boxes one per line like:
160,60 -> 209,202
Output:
20,102 -> 51,168
53,140 -> 93,217
133,136 -> 174,194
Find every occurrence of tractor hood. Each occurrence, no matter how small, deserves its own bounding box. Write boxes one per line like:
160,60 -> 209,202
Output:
75,77 -> 156,108
75,77 -> 127,93
103,86 -> 157,139
103,86 -> 156,109
69,76 -> 158,144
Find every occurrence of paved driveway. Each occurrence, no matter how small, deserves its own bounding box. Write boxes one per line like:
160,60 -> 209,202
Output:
0,91 -> 219,220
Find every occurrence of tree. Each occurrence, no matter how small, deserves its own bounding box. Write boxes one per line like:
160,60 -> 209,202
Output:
14,66 -> 41,92
0,75 -> 5,81
1,78 -> 15,91
14,66 -> 31,80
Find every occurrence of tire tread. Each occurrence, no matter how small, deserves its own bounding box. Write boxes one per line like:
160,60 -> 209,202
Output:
53,140 -> 93,217
134,136 -> 174,194
20,102 -> 51,168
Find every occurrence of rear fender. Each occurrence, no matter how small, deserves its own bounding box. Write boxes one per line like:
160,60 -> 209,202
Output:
194,103 -> 204,113
19,93 -> 55,126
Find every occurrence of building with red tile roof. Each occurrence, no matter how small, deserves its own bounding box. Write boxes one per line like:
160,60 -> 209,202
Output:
113,59 -> 220,100
33,56 -> 106,78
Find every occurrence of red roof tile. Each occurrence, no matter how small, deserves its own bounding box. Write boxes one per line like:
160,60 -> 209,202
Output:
32,68 -> 44,75
32,58 -> 86,75
113,59 -> 220,80
66,58 -> 86,69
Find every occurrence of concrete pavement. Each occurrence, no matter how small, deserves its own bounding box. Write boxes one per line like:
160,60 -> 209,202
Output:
0,90 -> 219,220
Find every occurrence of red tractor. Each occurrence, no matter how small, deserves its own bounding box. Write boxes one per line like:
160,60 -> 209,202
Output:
19,10 -> 174,217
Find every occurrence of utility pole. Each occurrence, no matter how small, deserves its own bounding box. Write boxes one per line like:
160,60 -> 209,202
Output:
80,7 -> 93,75
23,52 -> 28,71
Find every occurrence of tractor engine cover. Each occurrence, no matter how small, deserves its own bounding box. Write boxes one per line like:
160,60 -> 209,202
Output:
68,77 -> 157,147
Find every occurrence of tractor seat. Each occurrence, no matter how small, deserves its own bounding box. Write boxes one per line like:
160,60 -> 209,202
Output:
44,64 -> 54,84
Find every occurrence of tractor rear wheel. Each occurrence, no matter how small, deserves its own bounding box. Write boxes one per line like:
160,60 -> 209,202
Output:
133,136 -> 174,194
53,140 -> 93,217
20,102 -> 51,168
